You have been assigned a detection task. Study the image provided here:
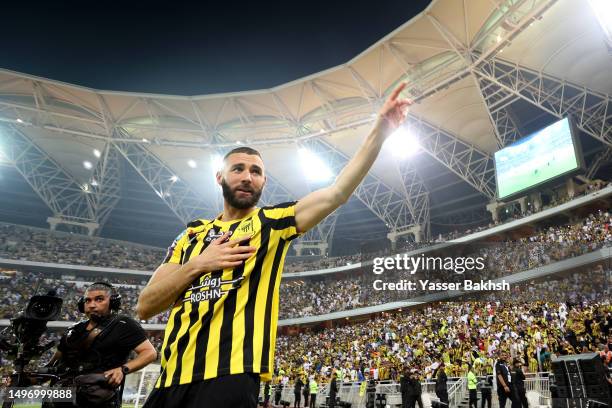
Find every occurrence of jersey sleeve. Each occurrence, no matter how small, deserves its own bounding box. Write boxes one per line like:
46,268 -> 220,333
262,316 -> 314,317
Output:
262,201 -> 303,241
162,229 -> 189,264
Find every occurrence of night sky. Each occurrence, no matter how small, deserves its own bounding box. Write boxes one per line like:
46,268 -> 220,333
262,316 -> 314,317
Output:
0,1 -> 431,95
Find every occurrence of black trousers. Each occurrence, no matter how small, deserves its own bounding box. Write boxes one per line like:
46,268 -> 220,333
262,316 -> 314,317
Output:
469,389 -> 478,408
303,392 -> 309,407
143,373 -> 260,408
436,390 -> 449,406
294,392 -> 301,407
515,387 -> 528,408
264,393 -> 270,407
406,394 -> 424,408
497,387 -> 516,408
481,390 -> 492,408
309,394 -> 316,408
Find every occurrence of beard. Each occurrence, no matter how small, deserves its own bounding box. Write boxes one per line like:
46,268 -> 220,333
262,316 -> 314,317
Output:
88,310 -> 112,324
221,178 -> 262,209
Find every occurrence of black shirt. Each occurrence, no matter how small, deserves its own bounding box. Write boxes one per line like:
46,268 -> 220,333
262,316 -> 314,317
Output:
435,370 -> 448,394
330,378 -> 338,396
495,361 -> 511,388
480,375 -> 493,392
512,368 -> 526,390
294,379 -> 304,394
58,315 -> 147,373
410,378 -> 422,395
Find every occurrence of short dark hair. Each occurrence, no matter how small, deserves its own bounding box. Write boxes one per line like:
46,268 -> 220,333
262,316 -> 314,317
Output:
85,283 -> 112,296
223,146 -> 261,161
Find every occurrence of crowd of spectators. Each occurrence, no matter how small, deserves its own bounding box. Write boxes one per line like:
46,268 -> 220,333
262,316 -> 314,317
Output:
2,268 -> 608,385
279,208 -> 612,318
0,208 -> 609,322
0,223 -> 165,270
274,272 -> 611,385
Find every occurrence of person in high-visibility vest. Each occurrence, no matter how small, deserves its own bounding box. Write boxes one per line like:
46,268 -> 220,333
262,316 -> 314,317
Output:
337,368 -> 344,383
467,363 -> 478,408
309,376 -> 318,408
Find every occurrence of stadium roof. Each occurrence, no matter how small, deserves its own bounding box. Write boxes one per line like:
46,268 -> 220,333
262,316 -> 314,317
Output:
0,0 -> 610,251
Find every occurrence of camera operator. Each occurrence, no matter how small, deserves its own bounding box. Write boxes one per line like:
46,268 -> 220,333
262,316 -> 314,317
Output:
46,282 -> 157,407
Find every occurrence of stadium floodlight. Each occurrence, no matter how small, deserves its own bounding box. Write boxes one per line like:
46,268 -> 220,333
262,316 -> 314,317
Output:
386,126 -> 420,158
588,0 -> 612,48
90,179 -> 98,187
169,175 -> 179,183
187,159 -> 197,169
93,149 -> 101,158
16,118 -> 23,123
299,147 -> 333,182
83,160 -> 93,170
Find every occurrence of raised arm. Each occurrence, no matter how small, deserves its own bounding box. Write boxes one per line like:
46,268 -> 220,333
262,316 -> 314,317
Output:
295,82 -> 412,233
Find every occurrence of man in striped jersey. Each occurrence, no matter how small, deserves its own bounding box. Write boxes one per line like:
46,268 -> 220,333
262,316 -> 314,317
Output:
136,82 -> 412,407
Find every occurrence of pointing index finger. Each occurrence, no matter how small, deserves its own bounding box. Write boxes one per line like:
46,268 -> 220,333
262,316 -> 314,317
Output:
389,82 -> 407,101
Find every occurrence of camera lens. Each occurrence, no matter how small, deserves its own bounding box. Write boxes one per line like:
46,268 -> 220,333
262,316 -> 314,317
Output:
25,294 -> 62,321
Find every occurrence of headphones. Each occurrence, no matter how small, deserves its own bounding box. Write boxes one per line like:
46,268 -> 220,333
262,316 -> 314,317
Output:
77,281 -> 122,313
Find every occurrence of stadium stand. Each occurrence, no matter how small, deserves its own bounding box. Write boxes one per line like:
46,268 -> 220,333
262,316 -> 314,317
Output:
0,222 -> 165,270
0,207 -> 608,324
1,181 -> 609,276
0,206 -> 608,326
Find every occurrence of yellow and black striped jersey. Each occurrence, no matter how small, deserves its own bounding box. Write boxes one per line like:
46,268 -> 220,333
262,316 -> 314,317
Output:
155,202 -> 301,388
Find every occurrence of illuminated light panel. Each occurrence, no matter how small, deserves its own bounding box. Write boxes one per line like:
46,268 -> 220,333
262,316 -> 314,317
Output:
386,126 -> 420,158
299,148 -> 332,182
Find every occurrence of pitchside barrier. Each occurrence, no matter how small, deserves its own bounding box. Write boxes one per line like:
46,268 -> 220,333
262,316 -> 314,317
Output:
121,368 -> 553,408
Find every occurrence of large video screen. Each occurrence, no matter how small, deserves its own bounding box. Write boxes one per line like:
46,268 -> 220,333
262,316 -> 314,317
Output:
494,117 -> 582,200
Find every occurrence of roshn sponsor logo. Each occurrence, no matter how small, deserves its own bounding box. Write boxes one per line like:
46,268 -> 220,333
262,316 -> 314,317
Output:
204,228 -> 225,242
183,273 -> 245,303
